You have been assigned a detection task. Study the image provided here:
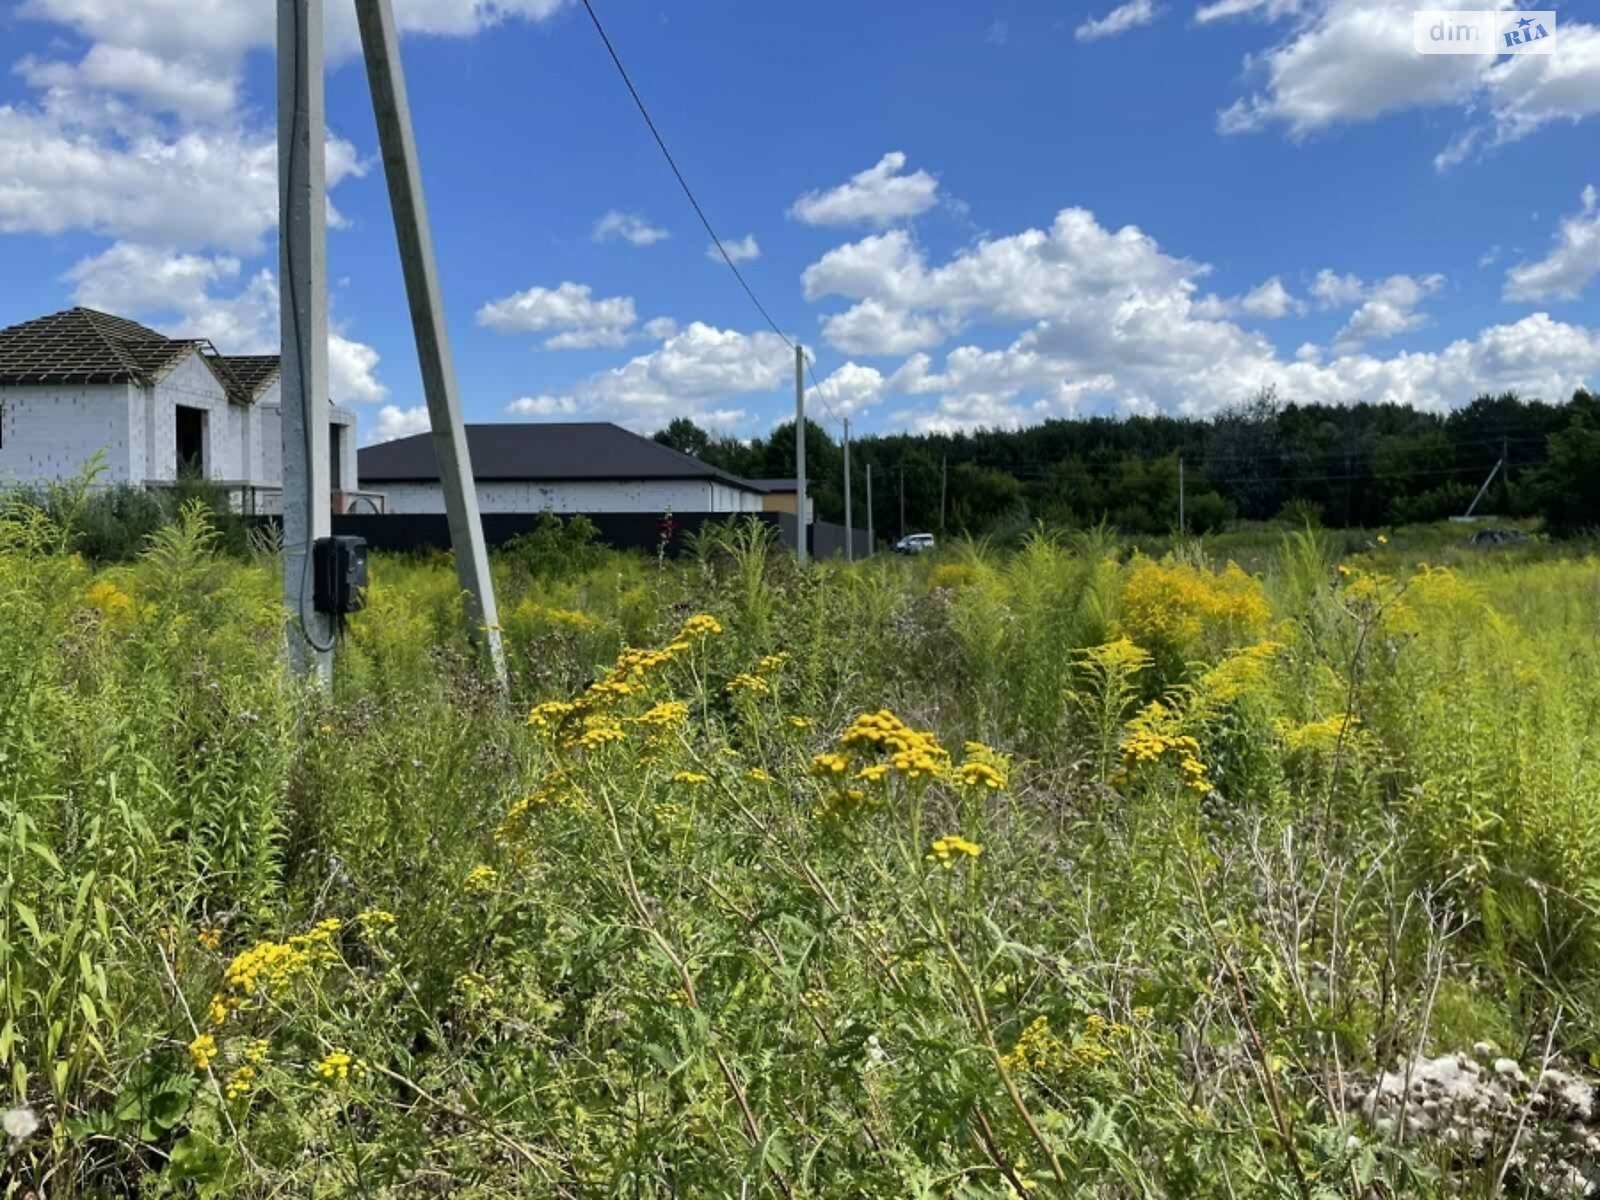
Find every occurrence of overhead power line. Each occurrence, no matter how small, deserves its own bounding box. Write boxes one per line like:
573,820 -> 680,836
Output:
578,0 -> 792,348
579,0 -> 860,438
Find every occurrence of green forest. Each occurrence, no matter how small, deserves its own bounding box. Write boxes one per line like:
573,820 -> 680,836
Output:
657,388 -> 1600,537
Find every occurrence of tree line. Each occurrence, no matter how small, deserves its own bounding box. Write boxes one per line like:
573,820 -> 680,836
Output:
655,388 -> 1600,537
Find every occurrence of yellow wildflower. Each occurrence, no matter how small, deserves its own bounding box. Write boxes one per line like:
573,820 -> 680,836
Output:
188,1033 -> 217,1071
746,767 -> 774,784
313,1049 -> 358,1083
197,925 -> 222,952
463,865 -> 498,895
224,1065 -> 255,1100
725,672 -> 770,696
957,760 -> 1007,790
635,700 -> 688,729
756,652 -> 790,674
787,716 -> 814,731
810,752 -> 850,777
927,834 -> 983,866
671,771 -> 711,786
678,613 -> 724,639
527,700 -> 579,730
572,719 -> 626,750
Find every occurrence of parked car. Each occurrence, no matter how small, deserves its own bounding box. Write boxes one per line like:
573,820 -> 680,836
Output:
893,533 -> 936,555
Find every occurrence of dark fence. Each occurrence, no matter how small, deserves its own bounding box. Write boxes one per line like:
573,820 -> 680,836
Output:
776,514 -> 875,560
255,511 -> 878,560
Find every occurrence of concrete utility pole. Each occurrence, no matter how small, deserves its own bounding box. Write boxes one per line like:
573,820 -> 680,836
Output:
1178,455 -> 1185,533
356,0 -> 505,687
794,344 -> 807,564
842,417 -> 853,563
865,461 -> 873,556
279,0 -> 333,683
939,454 -> 947,535
898,464 -> 906,540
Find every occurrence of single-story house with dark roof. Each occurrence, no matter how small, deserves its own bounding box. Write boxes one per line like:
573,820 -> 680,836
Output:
358,422 -> 767,515
0,306 -> 359,511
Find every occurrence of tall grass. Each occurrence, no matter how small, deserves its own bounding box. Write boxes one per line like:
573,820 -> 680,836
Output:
2,505 -> 1598,1196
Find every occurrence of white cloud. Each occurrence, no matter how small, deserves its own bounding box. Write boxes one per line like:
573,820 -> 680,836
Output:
642,317 -> 679,339
329,337 -> 387,404
1076,0 -> 1159,42
795,206 -> 1591,431
1213,0 -> 1600,160
709,234 -> 760,263
788,152 -> 940,228
65,240 -> 241,314
592,210 -> 669,246
810,361 -> 887,416
1194,0 -> 1304,24
1192,275 -> 1303,320
368,405 -> 431,444
476,281 -> 638,349
18,0 -> 569,92
1476,23 -> 1600,151
1216,0 -> 1484,137
16,46 -> 236,119
803,213 -> 1204,325
1310,268 -> 1366,307
64,241 -> 387,404
821,299 -> 948,355
1332,273 -> 1445,349
1504,185 -> 1600,302
494,322 -> 790,430
1239,276 -> 1301,318
506,393 -> 579,416
0,98 -> 363,254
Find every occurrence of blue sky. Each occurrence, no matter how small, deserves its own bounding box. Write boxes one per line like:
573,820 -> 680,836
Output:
1,0 -> 1597,442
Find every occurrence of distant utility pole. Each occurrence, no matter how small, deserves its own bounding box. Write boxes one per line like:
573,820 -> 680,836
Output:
939,455 -> 947,535
279,0 -> 333,684
794,344 -> 807,565
1178,455 -> 1185,534
898,464 -> 906,540
356,0 -> 504,687
842,417 -> 853,563
865,462 -> 874,557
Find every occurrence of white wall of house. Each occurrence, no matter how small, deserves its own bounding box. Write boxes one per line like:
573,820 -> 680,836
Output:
143,352 -> 238,482
377,478 -> 764,515
0,358 -> 360,503
0,382 -> 139,484
257,400 -> 357,494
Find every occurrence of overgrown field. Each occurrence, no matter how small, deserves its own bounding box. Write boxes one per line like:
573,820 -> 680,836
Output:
3,505 -> 1600,1197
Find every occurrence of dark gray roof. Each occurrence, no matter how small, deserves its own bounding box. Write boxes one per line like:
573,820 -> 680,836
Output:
358,422 -> 760,491
0,307 -> 274,404
0,307 -> 196,386
746,477 -> 800,493
214,355 -> 280,399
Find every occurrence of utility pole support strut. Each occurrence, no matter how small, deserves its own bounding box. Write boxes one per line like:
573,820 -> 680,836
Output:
356,0 -> 505,686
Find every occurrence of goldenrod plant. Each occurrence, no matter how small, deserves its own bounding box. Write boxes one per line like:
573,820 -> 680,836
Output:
1,502 -> 1597,1196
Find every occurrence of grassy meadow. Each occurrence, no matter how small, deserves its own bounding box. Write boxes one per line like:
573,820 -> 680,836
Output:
2,502 -> 1599,1197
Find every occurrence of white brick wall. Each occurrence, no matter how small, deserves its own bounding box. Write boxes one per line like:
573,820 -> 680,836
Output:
377,478 -> 764,515
0,382 -> 138,485
258,401 -> 358,492
146,353 -> 235,481
0,352 -> 362,499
